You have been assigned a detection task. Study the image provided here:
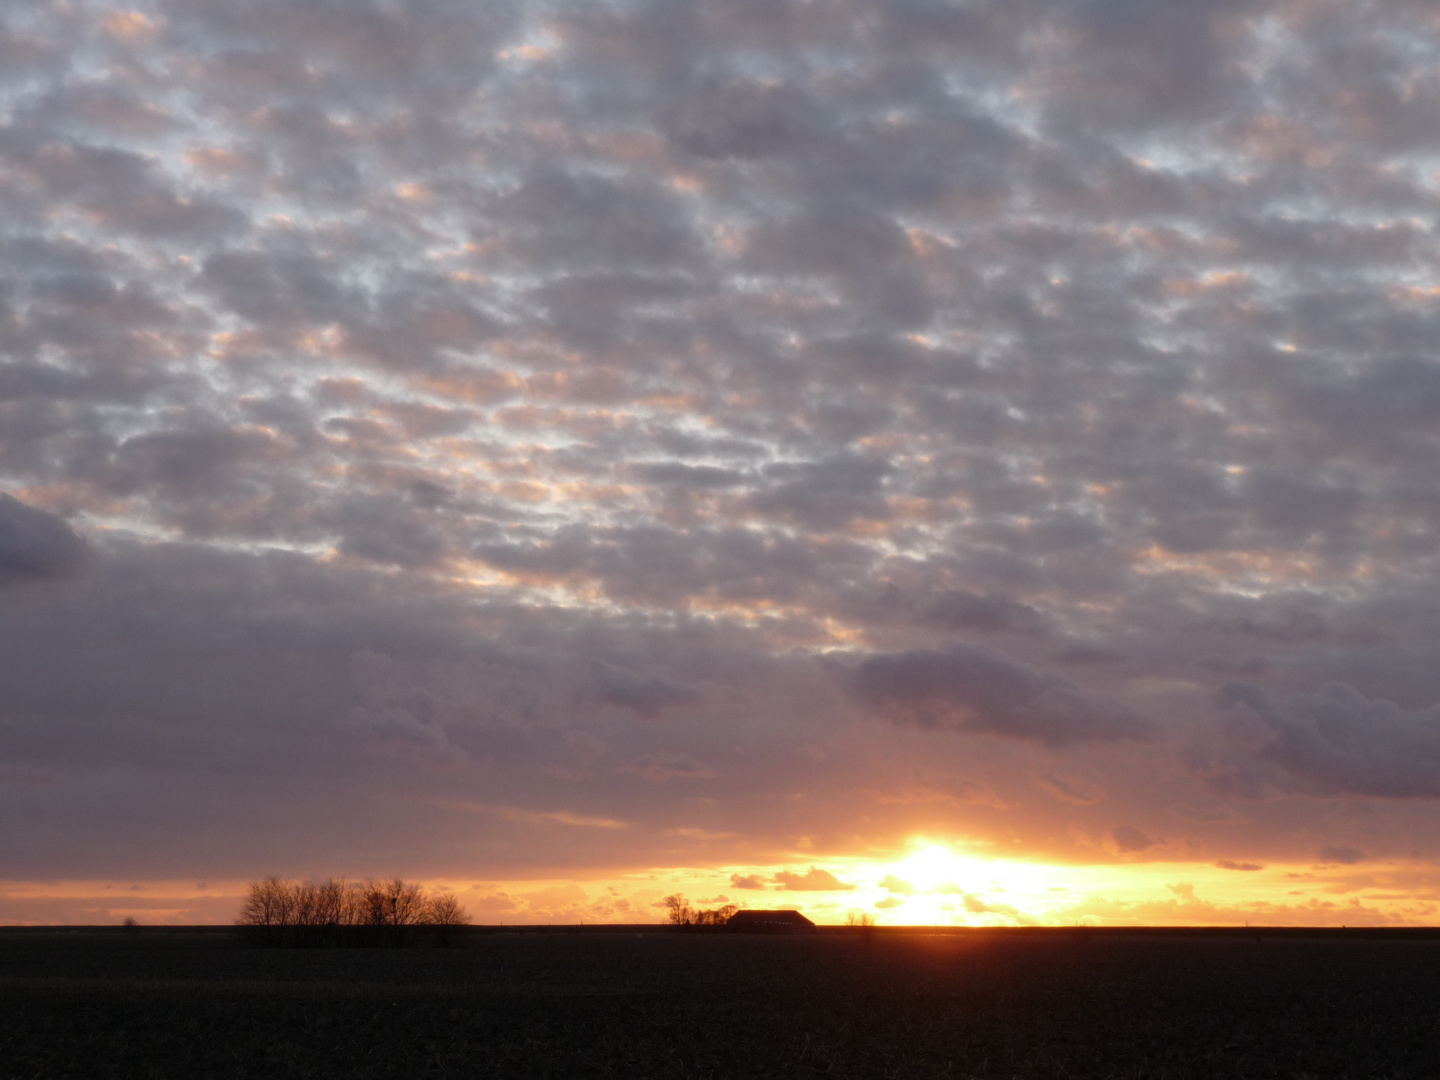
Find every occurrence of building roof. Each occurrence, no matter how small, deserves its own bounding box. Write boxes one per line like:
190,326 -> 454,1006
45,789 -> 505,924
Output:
726,909 -> 816,930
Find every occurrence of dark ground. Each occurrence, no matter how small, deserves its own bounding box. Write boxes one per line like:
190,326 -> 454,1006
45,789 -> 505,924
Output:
3,926 -> 1439,1079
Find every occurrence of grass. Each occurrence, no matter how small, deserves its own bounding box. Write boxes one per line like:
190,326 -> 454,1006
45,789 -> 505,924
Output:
3,927 -> 1439,1078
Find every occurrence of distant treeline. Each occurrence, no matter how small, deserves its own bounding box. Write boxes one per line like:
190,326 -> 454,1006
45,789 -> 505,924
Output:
236,876 -> 470,946
662,895 -> 738,927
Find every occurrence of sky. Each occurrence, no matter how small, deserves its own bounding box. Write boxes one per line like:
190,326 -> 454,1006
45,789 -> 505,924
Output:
4,0 -> 1440,927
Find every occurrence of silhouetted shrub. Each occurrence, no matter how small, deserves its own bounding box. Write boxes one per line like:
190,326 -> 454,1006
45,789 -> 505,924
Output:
424,892 -> 471,946
846,910 -> 877,944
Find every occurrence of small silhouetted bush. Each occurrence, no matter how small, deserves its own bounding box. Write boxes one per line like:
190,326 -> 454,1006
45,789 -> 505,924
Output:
846,910 -> 877,944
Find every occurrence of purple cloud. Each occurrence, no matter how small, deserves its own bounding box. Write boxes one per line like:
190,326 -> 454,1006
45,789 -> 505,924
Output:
3,0 -> 1440,906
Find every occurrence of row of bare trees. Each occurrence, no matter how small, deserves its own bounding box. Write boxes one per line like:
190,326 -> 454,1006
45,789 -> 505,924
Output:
663,894 -> 739,927
237,877 -> 469,945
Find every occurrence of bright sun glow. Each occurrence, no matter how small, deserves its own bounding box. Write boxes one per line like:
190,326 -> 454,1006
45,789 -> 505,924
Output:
894,843 -> 964,891
891,841 -> 1050,894
5,841 -> 1438,926
858,840 -> 1063,925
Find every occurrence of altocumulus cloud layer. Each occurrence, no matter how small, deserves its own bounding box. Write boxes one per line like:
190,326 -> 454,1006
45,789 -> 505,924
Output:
5,0 -> 1440,903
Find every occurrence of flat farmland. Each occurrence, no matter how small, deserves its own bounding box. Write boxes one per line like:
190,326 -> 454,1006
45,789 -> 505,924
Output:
3,927 -> 1439,1079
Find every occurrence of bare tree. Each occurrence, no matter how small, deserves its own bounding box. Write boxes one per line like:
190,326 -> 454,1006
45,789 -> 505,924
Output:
663,895 -> 737,928
292,881 -> 324,926
356,879 -> 387,927
239,875 -> 463,946
695,904 -> 739,927
359,877 -> 428,927
663,894 -> 696,925
307,879 -> 359,926
388,878 -> 427,926
423,892 -> 471,927
285,878 -> 361,945
237,876 -> 297,928
423,891 -> 471,946
846,910 -> 878,944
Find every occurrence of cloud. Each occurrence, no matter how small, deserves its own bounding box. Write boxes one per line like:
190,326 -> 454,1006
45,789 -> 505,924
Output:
1215,860 -> 1265,872
342,704 -> 453,760
5,0 -> 1440,901
621,751 -> 716,783
1217,682 -> 1440,798
1112,826 -> 1159,854
0,495 -> 88,585
634,462 -> 749,490
1318,846 -> 1365,866
729,874 -> 766,890
1053,644 -> 1132,666
851,642 -> 1150,744
746,455 -> 894,531
960,893 -> 1024,919
590,660 -> 703,719
879,874 -> 914,895
773,867 -> 856,892
1036,773 -> 1105,806
921,590 -> 1048,636
339,649 -> 465,762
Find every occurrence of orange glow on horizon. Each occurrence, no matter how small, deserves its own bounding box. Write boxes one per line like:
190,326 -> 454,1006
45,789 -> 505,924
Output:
5,840 -> 1439,928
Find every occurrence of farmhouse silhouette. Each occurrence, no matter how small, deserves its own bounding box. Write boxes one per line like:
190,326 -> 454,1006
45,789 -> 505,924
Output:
726,909 -> 816,933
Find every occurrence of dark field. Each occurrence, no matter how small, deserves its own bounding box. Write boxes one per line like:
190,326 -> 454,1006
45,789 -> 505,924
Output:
4,927 -> 1440,1079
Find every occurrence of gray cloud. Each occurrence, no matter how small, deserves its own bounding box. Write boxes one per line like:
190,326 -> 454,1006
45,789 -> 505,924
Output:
922,590 -> 1049,636
1318,845 -> 1365,866
590,660 -> 702,719
0,495 -> 88,586
851,642 -> 1149,744
3,0 -> 1440,893
747,455 -> 894,531
1112,826 -> 1159,854
1217,681 -> 1440,799
622,750 -> 716,783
